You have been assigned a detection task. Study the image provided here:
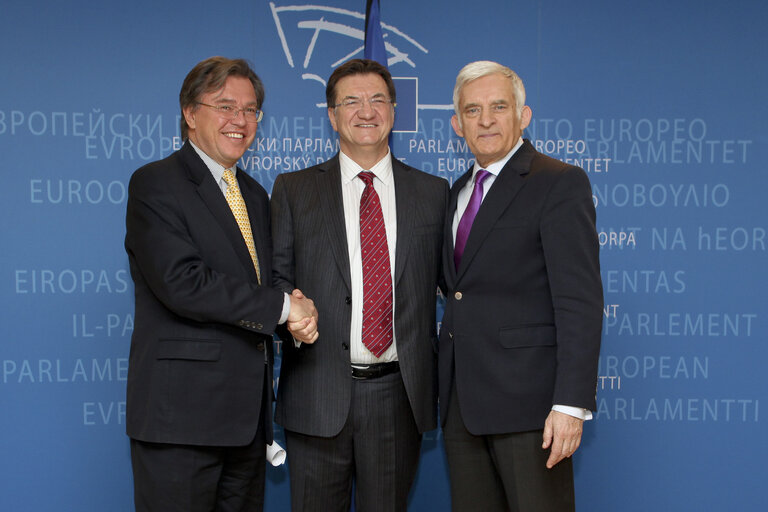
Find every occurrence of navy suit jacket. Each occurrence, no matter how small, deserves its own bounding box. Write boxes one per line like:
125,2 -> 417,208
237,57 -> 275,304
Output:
125,141 -> 284,446
439,139 -> 603,435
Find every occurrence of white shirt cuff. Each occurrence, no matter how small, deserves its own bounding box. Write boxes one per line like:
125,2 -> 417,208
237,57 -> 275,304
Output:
278,292 -> 291,324
552,404 -> 593,421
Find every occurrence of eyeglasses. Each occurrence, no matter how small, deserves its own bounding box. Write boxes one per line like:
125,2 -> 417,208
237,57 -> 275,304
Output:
197,102 -> 263,123
462,104 -> 511,119
332,97 -> 396,111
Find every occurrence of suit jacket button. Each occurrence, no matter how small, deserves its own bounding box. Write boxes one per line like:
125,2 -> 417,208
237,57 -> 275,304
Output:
256,342 -> 265,352
342,343 -> 349,350
345,296 -> 351,305
454,292 -> 463,300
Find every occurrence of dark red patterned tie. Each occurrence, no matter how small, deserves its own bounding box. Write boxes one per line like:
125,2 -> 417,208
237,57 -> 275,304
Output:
358,171 -> 393,358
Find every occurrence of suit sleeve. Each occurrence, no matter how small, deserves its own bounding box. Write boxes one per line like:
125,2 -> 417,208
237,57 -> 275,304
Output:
539,166 -> 603,410
437,179 -> 451,297
125,168 -> 283,335
270,174 -> 297,295
269,174 -> 300,345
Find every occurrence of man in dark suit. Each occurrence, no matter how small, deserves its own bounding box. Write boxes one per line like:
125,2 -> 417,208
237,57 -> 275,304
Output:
124,56 -> 317,512
271,59 -> 448,511
439,61 -> 603,511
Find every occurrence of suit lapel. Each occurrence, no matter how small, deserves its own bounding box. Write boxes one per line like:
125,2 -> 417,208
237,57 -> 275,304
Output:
238,172 -> 270,282
392,159 -> 413,286
180,142 -> 259,282
455,141 -> 536,279
444,169 -> 472,287
316,157 -> 352,291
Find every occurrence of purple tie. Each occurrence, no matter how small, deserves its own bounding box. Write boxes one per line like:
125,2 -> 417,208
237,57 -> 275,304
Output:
454,169 -> 491,270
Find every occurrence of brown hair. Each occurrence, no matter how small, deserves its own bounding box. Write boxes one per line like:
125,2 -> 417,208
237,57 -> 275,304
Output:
179,57 -> 264,140
325,59 -> 395,107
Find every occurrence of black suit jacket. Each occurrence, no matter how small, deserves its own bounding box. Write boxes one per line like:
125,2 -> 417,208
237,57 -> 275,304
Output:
124,141 -> 284,446
271,154 -> 448,436
439,139 -> 603,436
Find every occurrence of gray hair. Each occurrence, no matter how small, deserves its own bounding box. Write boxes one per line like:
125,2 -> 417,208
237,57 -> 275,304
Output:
452,61 -> 526,118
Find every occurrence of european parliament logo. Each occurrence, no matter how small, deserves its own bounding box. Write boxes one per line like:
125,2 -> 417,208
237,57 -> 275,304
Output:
268,2 -> 428,132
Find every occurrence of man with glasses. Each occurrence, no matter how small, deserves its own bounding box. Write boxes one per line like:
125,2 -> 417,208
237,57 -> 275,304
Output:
271,59 -> 448,511
125,56 -> 318,512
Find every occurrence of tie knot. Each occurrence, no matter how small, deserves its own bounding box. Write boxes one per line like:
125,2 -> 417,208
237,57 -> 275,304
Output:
358,171 -> 375,187
222,169 -> 237,187
475,169 -> 491,185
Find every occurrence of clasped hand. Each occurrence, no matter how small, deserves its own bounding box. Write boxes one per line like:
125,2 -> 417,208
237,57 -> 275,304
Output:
287,289 -> 319,343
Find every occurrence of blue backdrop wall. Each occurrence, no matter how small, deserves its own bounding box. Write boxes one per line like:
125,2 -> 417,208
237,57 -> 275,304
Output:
1,1 -> 766,510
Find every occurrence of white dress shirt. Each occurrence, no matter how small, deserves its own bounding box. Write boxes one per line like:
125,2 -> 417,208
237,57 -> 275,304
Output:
339,150 -> 398,364
451,138 -> 591,421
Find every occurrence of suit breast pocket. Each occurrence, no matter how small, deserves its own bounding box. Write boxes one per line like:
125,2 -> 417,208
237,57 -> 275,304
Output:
156,338 -> 222,361
499,324 -> 555,349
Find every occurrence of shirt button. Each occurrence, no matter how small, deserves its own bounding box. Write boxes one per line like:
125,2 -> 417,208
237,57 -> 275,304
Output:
454,292 -> 463,300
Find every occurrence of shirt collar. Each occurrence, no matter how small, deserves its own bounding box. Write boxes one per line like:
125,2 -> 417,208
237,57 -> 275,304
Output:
189,139 -> 236,183
339,149 -> 393,186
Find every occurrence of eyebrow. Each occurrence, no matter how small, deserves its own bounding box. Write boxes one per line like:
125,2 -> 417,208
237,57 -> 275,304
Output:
212,97 -> 259,106
463,99 -> 509,109
341,92 -> 388,100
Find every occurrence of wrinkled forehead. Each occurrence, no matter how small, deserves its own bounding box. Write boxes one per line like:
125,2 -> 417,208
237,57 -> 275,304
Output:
458,74 -> 517,107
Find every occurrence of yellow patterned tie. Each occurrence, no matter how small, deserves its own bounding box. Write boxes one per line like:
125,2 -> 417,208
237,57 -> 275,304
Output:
222,169 -> 261,283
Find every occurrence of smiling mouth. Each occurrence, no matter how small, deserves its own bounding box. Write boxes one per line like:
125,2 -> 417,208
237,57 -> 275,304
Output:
224,132 -> 244,139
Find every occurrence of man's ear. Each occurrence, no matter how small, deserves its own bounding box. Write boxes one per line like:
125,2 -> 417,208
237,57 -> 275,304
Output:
183,105 -> 197,131
450,114 -> 464,138
519,105 -> 532,131
328,107 -> 338,133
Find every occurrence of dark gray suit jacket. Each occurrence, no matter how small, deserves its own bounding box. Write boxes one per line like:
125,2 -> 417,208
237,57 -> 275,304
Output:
271,154 -> 448,436
125,141 -> 283,446
439,139 -> 603,436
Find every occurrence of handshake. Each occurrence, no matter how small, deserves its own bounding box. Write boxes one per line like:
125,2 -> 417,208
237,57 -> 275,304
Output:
287,289 -> 319,344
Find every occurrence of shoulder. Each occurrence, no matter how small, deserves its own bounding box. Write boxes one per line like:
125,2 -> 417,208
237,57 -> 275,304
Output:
394,159 -> 449,191
274,158 -> 334,186
128,149 -> 185,193
528,149 -> 589,187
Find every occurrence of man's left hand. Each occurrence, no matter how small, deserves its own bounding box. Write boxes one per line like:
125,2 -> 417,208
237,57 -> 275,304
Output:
542,410 -> 583,469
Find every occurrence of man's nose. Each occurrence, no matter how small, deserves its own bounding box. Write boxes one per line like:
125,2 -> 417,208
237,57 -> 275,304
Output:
357,100 -> 376,118
478,108 -> 494,127
231,109 -> 248,126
